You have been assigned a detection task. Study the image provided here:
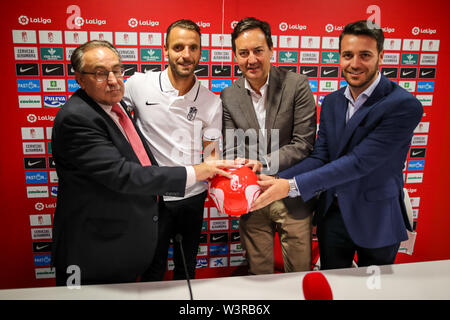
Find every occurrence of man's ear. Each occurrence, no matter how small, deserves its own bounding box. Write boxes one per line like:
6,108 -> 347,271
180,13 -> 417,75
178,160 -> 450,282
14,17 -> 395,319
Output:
163,45 -> 169,60
75,72 -> 84,89
378,50 -> 385,65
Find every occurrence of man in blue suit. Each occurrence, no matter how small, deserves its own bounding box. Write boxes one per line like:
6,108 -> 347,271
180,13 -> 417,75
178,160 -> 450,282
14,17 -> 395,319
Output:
251,20 -> 423,269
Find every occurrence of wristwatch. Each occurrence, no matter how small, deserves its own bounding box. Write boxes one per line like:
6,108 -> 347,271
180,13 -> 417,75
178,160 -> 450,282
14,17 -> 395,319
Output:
287,178 -> 299,198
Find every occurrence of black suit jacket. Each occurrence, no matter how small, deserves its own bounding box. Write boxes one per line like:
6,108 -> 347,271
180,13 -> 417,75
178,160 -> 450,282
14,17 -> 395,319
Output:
51,89 -> 187,284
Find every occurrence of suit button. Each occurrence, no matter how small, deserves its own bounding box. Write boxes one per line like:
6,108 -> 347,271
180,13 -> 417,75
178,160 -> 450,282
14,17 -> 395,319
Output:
152,216 -> 158,222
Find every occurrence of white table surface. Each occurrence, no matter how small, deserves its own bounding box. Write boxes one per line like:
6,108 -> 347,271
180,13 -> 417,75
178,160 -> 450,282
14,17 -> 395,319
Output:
1,260 -> 449,300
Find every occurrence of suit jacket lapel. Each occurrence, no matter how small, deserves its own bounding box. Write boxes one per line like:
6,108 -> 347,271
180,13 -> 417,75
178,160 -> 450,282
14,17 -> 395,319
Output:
235,77 -> 261,131
336,75 -> 391,156
77,89 -> 157,166
119,100 -> 159,166
265,66 -> 283,143
334,92 -> 347,155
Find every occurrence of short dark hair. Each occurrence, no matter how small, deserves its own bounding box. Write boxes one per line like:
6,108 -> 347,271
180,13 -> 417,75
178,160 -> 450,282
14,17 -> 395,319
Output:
71,40 -> 121,73
231,17 -> 273,53
165,19 -> 201,47
339,20 -> 384,53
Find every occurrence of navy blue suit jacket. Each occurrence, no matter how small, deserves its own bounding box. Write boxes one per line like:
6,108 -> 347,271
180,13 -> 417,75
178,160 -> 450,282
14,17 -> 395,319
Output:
279,75 -> 423,248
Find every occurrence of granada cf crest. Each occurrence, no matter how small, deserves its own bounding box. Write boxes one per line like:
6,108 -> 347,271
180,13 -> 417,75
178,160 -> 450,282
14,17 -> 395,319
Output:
187,106 -> 198,121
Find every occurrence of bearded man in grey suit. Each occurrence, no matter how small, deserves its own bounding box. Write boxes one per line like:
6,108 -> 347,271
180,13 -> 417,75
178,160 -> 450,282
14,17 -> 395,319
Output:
221,17 -> 317,274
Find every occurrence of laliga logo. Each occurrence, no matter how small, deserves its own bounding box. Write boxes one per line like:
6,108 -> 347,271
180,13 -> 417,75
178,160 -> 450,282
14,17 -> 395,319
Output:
279,22 -> 288,31
27,114 -> 37,123
74,16 -> 84,27
325,24 -> 334,33
279,21 -> 306,32
412,26 -> 437,35
128,18 -> 138,28
325,23 -> 343,33
128,17 -> 159,28
18,15 -> 29,25
18,15 -> 51,25
66,5 -> 106,29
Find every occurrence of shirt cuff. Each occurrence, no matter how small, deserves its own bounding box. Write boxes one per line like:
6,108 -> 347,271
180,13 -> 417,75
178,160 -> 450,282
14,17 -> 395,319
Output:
185,166 -> 196,189
288,178 -> 301,198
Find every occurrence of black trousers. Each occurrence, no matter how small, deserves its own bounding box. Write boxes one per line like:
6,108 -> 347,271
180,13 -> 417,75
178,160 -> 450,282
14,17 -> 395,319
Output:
317,199 -> 400,270
141,191 -> 207,281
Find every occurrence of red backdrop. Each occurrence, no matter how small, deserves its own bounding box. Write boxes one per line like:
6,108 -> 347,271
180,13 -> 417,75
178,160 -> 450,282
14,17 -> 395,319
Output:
1,0 -> 449,289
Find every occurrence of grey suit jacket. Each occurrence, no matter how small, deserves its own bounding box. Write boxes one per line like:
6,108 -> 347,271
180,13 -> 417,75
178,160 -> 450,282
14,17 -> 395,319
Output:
221,65 -> 317,217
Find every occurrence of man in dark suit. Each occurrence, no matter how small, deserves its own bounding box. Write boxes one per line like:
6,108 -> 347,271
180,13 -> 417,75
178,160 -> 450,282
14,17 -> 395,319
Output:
221,18 -> 317,274
252,20 -> 423,269
51,40 -> 234,285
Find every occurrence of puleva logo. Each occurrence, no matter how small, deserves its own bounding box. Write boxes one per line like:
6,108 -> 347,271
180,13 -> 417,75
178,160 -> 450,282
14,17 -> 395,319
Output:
44,95 -> 66,108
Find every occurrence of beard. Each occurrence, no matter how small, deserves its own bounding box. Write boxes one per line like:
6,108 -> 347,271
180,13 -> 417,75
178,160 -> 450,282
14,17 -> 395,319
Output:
168,57 -> 199,78
344,60 -> 380,91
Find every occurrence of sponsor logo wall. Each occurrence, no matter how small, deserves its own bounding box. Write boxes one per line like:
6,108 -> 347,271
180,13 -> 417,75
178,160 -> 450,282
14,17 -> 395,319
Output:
1,0 -> 449,289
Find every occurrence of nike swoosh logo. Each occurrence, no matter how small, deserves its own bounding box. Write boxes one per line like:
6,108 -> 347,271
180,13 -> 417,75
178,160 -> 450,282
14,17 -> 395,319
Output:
323,69 -> 336,75
383,70 -> 395,76
421,71 -> 433,76
402,71 -> 414,76
144,67 -> 159,73
194,67 -> 206,74
212,235 -> 225,241
412,150 -> 424,156
20,66 -> 34,73
214,69 -> 225,74
124,67 -> 135,73
146,102 -> 158,105
28,160 -> 43,166
302,69 -> 315,74
45,67 -> 60,73
36,244 -> 49,250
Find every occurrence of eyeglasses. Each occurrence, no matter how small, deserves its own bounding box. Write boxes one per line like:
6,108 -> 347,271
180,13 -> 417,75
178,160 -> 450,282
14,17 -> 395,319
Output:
81,68 -> 125,82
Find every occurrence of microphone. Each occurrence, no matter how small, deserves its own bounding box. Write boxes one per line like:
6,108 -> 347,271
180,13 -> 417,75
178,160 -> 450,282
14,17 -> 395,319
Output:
302,272 -> 333,300
175,233 -> 193,300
